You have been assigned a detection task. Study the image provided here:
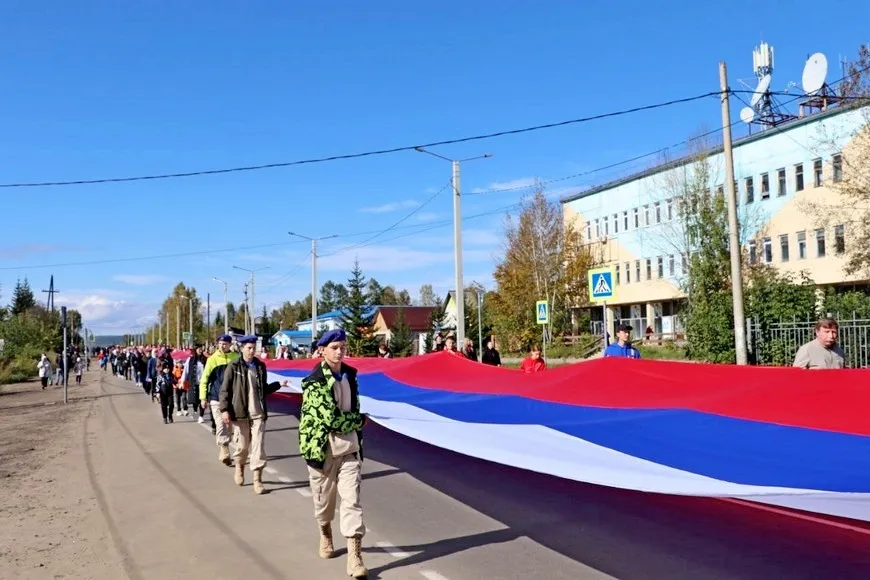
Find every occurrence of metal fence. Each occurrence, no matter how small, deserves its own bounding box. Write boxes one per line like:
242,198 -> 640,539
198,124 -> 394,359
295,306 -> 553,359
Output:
748,316 -> 870,368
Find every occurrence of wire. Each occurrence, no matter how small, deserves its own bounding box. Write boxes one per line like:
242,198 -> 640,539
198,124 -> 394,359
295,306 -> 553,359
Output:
320,179 -> 453,257
0,91 -> 722,189
256,255 -> 312,290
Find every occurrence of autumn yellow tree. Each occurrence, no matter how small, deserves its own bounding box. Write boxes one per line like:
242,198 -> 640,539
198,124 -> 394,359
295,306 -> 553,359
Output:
489,185 -> 597,351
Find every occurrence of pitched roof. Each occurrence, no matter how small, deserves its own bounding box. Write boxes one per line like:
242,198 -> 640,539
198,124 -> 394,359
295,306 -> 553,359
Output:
377,306 -> 436,331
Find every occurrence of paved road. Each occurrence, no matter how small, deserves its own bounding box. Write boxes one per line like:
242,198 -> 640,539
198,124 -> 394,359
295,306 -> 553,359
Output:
91,372 -> 870,579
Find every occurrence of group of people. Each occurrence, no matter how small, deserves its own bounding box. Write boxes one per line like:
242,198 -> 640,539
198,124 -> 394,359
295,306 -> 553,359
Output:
104,330 -> 370,578
37,349 -> 87,390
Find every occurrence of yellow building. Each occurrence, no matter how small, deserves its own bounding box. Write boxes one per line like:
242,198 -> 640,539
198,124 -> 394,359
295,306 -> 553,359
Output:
561,105 -> 870,339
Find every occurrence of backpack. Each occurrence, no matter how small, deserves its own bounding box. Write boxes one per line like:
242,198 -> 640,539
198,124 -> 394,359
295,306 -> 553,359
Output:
156,373 -> 171,393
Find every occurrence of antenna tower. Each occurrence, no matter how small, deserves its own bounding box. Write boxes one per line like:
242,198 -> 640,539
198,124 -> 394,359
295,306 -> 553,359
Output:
42,275 -> 59,312
740,42 -> 797,130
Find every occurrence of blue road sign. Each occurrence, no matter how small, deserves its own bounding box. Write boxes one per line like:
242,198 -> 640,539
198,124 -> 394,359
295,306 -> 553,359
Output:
588,269 -> 614,302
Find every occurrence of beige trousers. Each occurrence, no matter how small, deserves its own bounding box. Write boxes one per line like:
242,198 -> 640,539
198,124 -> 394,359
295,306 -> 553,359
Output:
307,451 -> 365,538
232,417 -> 266,471
210,401 -> 231,446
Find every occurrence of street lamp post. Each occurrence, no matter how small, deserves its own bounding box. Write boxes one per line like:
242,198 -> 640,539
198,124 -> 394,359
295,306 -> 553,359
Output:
177,293 -> 192,348
288,232 -> 338,349
415,147 -> 491,344
213,277 -> 229,336
233,266 -> 270,336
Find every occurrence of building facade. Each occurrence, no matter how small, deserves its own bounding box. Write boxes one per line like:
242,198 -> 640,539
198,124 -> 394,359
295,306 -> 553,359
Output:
561,105 -> 870,339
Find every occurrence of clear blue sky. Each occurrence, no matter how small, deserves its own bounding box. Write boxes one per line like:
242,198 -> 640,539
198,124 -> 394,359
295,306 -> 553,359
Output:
1,1 -> 867,334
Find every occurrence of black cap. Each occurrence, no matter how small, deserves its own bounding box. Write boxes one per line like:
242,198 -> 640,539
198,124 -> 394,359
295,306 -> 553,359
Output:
617,324 -> 633,333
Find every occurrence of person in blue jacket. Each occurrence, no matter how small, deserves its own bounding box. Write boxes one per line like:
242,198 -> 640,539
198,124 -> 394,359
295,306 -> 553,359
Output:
604,324 -> 641,359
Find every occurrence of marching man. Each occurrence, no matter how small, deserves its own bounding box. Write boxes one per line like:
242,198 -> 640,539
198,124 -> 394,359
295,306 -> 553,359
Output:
219,335 -> 289,495
299,328 -> 368,578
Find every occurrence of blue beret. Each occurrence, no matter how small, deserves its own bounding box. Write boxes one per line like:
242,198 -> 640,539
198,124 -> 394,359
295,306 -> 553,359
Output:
217,334 -> 232,343
317,328 -> 347,347
239,334 -> 258,345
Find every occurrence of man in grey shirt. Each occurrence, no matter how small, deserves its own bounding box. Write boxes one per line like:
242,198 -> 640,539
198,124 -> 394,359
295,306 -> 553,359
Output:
793,317 -> 846,369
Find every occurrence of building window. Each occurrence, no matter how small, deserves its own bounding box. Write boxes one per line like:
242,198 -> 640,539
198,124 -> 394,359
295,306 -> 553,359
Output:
585,221 -> 591,242
835,224 -> 845,254
833,154 -> 843,183
635,260 -> 641,282
615,264 -> 620,286
645,258 -> 652,280
625,262 -> 631,283
633,208 -> 639,228
657,256 -> 664,278
594,219 -> 600,239
623,211 -> 629,231
795,163 -> 804,191
666,198 -> 673,221
779,234 -> 789,262
681,253 -> 688,273
816,228 -> 826,257
748,240 -> 757,265
604,216 -> 609,236
612,213 -> 619,234
762,237 -> 772,263
654,202 -> 661,224
797,230 -> 807,259
776,168 -> 786,196
668,254 -> 675,277
760,173 -> 770,199
813,158 -> 823,187
643,205 -> 650,226
745,177 -> 754,203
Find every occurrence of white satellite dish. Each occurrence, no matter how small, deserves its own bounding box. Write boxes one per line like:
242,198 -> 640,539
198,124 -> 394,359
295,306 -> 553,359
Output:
740,107 -> 756,124
802,52 -> 828,94
751,74 -> 771,107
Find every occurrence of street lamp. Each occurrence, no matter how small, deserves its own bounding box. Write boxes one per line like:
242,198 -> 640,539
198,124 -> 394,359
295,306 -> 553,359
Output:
212,277 -> 229,336
416,147 -> 491,344
288,232 -> 338,348
177,293 -> 192,348
470,281 -> 485,360
232,266 -> 270,335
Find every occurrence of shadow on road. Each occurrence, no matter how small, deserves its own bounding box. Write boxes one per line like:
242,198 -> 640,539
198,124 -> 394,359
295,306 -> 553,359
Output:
269,397 -> 870,579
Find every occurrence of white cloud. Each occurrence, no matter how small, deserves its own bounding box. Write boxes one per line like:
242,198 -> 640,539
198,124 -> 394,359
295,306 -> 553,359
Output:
416,212 -> 441,223
463,228 -> 502,248
113,274 -> 167,286
57,291 -> 159,335
471,177 -> 537,194
359,200 -> 420,214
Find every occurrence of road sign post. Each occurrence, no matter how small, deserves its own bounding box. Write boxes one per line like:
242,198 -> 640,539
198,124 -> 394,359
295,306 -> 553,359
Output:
588,267 -> 615,349
182,331 -> 192,348
535,300 -> 549,360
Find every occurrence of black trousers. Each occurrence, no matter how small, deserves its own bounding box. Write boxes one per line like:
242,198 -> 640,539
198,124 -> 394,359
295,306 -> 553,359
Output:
159,390 -> 174,420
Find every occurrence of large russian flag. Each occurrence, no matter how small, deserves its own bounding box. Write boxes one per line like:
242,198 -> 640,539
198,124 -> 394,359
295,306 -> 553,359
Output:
265,352 -> 870,523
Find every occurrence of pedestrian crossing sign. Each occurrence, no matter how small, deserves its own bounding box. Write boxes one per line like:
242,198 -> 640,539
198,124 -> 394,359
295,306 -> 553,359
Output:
588,267 -> 615,303
535,300 -> 549,325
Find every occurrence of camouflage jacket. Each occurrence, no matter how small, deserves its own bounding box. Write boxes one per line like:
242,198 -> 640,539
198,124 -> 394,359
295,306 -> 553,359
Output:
299,360 -> 366,468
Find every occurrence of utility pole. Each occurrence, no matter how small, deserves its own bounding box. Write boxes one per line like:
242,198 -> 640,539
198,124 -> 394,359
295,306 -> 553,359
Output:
415,148 -> 491,343
720,61 -> 749,365
207,292 -> 211,344
213,277 -> 229,336
187,295 -> 193,348
61,306 -> 68,405
234,266 -> 269,336
288,233 -> 339,349
242,283 -> 249,334
176,300 -> 181,349
42,275 -> 59,312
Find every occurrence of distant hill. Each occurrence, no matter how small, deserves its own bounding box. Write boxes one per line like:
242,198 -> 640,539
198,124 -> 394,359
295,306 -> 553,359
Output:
93,335 -> 125,347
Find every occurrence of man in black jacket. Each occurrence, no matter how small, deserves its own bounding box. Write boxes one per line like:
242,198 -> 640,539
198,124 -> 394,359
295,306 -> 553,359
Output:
219,335 -> 288,495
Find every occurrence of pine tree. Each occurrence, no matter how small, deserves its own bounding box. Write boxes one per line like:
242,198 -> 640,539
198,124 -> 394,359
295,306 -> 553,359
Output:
10,277 -> 36,316
341,259 -> 379,357
389,307 -> 413,357
214,311 -> 225,330
423,297 -> 445,353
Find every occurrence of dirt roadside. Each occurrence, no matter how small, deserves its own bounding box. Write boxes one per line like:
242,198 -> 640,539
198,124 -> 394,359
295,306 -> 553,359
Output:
0,367 -> 127,579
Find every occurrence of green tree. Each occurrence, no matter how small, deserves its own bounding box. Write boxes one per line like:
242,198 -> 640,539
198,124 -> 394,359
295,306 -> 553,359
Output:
10,278 -> 36,316
319,281 -> 349,312
822,288 -> 870,318
388,307 -> 413,357
422,296 -> 446,353
366,278 -> 385,305
418,284 -> 436,306
341,259 -> 379,356
214,311 -> 225,331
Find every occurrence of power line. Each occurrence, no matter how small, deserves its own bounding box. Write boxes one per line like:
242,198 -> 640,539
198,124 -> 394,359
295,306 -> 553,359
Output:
0,91 -> 721,189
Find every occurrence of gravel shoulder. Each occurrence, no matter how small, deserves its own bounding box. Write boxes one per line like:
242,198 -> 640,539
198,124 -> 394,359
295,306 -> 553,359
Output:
0,368 -> 126,579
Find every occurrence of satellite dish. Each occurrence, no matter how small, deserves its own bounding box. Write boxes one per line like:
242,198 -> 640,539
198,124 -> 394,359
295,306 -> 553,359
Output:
802,52 -> 828,94
751,74 -> 772,107
740,107 -> 756,124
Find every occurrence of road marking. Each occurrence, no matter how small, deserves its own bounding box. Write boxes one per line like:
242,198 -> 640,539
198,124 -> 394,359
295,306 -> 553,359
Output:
296,487 -> 312,497
264,466 -> 277,475
420,571 -> 450,580
376,541 -> 410,559
278,476 -> 293,483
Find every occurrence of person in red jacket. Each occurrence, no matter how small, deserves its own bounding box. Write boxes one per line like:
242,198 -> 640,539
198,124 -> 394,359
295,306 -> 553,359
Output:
519,345 -> 547,373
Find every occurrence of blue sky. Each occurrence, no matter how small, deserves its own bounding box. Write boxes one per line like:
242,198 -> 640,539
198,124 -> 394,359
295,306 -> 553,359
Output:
1,1 -> 868,334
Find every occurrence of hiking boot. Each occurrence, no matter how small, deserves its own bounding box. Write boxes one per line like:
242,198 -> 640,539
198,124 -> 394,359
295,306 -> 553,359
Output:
346,535 -> 367,578
234,462 -> 244,486
218,444 -> 232,466
252,468 -> 264,495
318,523 -> 334,559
